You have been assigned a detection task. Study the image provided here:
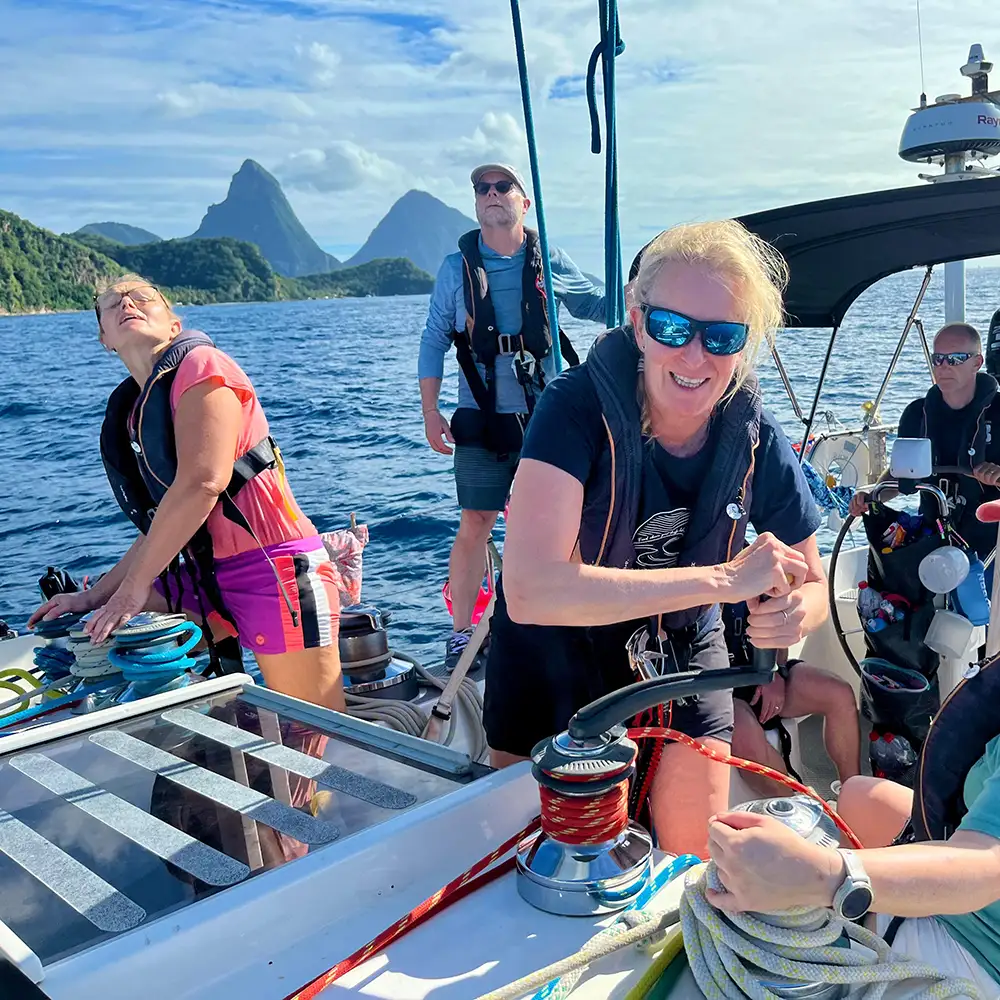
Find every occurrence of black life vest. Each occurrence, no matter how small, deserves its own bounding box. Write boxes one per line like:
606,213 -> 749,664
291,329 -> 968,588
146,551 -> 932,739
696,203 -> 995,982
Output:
881,653 -> 1000,946
451,229 -> 580,458
99,331 -> 283,633
986,308 -> 1000,379
909,654 -> 1000,841
578,326 -> 761,629
906,373 -> 1000,553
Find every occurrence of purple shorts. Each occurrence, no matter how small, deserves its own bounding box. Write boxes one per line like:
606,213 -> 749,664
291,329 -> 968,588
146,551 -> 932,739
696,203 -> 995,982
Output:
155,536 -> 341,655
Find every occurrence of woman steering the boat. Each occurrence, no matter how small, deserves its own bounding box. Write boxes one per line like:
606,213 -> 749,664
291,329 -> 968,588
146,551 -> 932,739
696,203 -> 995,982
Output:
483,221 -> 828,858
28,274 -> 344,711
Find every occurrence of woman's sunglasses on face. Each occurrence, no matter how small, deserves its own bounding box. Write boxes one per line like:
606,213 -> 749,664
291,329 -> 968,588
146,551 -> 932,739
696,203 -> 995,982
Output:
94,284 -> 159,319
931,351 -> 977,367
475,180 -> 516,196
638,303 -> 749,356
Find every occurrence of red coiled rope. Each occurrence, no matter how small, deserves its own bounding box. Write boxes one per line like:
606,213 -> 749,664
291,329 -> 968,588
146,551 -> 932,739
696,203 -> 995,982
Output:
539,779 -> 629,845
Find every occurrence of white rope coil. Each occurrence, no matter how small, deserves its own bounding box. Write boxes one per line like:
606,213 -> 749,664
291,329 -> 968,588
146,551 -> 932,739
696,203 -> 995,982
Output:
681,862 -> 983,1000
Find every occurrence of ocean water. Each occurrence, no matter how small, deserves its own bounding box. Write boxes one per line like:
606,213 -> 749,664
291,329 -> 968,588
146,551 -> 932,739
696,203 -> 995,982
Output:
1,267 -> 998,667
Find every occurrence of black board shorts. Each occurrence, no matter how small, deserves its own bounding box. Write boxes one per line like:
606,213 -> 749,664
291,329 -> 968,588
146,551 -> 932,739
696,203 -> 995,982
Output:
483,578 -> 735,757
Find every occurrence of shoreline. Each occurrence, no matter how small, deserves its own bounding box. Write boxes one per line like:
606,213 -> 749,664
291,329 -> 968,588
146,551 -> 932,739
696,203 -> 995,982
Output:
0,290 -> 433,319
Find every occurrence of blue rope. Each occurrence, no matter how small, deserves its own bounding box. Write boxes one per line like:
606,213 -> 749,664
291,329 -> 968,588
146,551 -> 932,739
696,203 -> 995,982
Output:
32,645 -> 75,680
108,620 -> 202,691
509,0 -> 563,374
0,684 -> 113,730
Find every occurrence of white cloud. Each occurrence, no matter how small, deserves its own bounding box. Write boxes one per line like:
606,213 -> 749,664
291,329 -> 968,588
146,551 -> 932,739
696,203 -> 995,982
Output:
297,41 -> 340,88
446,112 -> 528,169
275,141 -> 405,193
2,0 -> 1000,269
155,83 -> 315,121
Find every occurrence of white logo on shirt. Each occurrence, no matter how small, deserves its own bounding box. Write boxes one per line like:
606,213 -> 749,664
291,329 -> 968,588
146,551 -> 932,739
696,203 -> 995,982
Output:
632,509 -> 690,569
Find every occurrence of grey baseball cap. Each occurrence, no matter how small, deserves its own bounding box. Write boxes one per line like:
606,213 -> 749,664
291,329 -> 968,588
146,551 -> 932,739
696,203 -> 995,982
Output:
470,163 -> 528,193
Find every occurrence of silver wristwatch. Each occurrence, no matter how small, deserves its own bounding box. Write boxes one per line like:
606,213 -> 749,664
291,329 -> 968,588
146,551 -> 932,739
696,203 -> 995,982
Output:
833,848 -> 874,920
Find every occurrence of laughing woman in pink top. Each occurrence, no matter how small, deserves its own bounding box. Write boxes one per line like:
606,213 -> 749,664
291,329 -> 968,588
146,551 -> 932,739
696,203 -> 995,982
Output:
29,273 -> 344,711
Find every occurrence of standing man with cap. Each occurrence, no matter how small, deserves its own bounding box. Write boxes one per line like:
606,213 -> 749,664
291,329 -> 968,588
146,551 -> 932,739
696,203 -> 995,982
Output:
418,163 -> 605,670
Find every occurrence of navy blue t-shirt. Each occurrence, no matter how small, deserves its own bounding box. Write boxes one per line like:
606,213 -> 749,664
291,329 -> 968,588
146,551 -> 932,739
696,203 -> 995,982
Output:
521,363 -> 821,564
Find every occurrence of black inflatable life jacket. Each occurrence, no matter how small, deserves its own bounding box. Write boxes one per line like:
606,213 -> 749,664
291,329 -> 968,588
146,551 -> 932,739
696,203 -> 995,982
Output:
99,331 -> 288,638
451,228 -> 579,458
985,308 -> 1000,379
578,326 -> 761,629
909,654 -> 1000,841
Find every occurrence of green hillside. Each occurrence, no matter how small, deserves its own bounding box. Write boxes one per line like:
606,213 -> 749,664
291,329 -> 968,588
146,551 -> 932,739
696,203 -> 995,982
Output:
0,209 -> 432,314
0,210 -> 119,314
75,222 -> 162,245
287,258 -> 434,299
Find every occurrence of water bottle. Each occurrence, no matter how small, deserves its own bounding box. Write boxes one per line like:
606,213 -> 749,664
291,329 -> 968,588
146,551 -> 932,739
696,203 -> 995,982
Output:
869,731 -> 917,781
857,582 -> 880,620
953,557 -> 991,627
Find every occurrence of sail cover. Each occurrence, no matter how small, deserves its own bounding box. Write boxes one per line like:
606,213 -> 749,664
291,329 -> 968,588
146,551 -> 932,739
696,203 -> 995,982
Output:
737,176 -> 1000,328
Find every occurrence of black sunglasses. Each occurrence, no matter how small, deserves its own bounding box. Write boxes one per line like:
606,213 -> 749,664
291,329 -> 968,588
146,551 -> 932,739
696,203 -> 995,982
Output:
94,284 -> 160,319
638,304 -> 749,356
931,351 -> 977,367
475,180 -> 516,196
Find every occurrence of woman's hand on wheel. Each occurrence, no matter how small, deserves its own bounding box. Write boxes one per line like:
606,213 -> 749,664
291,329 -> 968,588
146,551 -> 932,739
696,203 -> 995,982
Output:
848,491 -> 870,518
973,462 -> 1000,488
27,590 -> 97,629
746,590 -> 809,649
724,533 -> 809,603
84,579 -> 152,645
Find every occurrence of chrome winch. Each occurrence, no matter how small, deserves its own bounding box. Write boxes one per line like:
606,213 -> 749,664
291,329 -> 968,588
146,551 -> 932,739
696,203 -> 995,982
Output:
516,644 -> 780,916
339,605 -> 418,702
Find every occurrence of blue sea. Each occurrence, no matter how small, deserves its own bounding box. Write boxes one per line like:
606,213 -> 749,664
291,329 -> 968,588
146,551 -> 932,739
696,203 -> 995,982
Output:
1,267 -> 998,667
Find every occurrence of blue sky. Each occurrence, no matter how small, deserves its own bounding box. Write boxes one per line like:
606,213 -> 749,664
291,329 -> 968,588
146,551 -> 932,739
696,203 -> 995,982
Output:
2,0 -> 1000,271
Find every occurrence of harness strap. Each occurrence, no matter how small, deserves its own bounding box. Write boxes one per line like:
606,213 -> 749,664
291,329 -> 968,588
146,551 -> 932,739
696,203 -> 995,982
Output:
883,915 -> 906,947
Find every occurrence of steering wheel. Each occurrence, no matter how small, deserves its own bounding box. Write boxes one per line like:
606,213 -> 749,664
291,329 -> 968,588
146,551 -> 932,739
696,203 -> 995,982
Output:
827,469 -> 970,679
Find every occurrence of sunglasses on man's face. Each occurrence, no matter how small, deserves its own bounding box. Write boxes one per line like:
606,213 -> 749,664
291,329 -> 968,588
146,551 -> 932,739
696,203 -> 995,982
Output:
638,304 -> 749,357
931,351 -> 977,367
475,180 -> 516,196
94,285 -> 159,318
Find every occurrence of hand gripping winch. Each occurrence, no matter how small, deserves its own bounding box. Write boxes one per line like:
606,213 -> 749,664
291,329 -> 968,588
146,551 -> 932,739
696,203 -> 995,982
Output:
517,644 -> 779,916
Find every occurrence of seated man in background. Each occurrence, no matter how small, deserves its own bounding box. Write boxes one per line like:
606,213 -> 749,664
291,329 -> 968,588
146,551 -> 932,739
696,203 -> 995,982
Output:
850,322 -> 1000,570
724,601 -> 861,796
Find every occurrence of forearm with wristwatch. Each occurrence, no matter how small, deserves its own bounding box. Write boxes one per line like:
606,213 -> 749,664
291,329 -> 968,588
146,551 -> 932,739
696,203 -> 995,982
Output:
820,837 -> 1000,919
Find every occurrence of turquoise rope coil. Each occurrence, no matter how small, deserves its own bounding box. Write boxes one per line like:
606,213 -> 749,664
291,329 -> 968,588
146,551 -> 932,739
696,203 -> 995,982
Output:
509,0 -> 563,374
108,619 -> 203,691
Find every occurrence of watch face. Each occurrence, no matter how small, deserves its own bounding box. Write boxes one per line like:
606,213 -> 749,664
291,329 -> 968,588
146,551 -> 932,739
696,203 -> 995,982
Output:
842,885 -> 874,921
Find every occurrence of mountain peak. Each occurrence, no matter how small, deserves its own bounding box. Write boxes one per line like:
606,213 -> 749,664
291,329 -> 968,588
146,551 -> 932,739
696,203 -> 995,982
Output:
347,190 -> 476,275
189,160 -> 339,276
75,221 -> 162,246
232,159 -> 280,188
